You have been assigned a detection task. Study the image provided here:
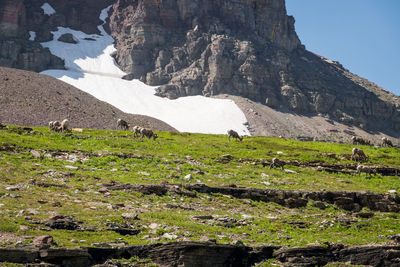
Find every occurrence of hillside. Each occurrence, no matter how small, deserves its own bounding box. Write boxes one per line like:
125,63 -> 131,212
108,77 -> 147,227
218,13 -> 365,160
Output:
0,124 -> 399,265
0,66 -> 177,132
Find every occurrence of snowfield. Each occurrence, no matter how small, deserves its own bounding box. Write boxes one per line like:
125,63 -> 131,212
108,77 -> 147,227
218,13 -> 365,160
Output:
40,6 -> 250,135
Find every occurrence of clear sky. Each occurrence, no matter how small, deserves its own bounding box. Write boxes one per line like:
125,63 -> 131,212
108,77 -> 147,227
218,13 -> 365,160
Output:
285,0 -> 400,96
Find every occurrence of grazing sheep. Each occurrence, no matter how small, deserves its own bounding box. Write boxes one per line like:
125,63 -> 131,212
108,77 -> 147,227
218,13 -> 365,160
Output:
351,148 -> 368,162
227,130 -> 243,141
61,119 -> 69,132
269,158 -> 285,170
357,164 -> 376,177
117,119 -> 129,130
132,125 -> 143,138
140,128 -> 158,140
382,137 -> 393,147
49,121 -> 61,131
352,136 -> 371,146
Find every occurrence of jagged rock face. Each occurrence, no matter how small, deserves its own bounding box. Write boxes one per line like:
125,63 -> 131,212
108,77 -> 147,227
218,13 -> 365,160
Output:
0,0 -> 113,72
0,0 -> 61,71
0,0 -> 26,38
109,0 -> 400,133
109,0 -> 300,104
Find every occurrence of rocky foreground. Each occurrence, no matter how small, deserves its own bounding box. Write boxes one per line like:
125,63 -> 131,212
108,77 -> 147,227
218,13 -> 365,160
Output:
2,241 -> 400,266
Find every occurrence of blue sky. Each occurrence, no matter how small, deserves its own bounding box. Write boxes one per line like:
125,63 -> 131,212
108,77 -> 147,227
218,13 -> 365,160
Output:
285,0 -> 400,96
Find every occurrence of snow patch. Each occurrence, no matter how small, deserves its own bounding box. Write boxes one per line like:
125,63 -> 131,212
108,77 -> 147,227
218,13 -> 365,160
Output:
41,3 -> 56,16
40,6 -> 250,135
29,31 -> 36,41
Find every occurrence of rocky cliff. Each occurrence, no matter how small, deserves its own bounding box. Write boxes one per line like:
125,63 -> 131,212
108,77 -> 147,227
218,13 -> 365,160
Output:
0,0 -> 63,71
108,0 -> 400,135
0,0 -> 399,136
0,0 -> 114,72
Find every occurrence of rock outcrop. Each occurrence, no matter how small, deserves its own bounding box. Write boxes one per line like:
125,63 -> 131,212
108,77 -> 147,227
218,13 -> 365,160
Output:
1,242 -> 400,266
109,0 -> 400,135
0,0 -> 63,71
0,0 -> 114,72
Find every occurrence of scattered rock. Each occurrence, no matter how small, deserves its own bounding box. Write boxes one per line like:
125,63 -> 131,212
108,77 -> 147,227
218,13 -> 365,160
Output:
98,187 -> 109,194
45,215 -> 81,230
5,186 -> 19,191
121,213 -> 139,220
313,201 -> 327,210
19,225 -> 28,231
183,174 -> 193,181
192,215 -> 213,220
64,165 -> 79,170
30,150 -> 41,158
148,223 -> 159,230
106,223 -> 140,236
33,235 -> 54,245
355,212 -> 375,219
58,33 -> 78,44
162,233 -> 178,240
218,154 -> 233,163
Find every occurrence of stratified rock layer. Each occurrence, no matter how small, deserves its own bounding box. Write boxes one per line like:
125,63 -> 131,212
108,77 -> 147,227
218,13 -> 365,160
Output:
1,242 -> 400,266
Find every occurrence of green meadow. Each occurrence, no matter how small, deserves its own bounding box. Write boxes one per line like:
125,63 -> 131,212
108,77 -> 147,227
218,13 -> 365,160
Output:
0,124 -> 399,249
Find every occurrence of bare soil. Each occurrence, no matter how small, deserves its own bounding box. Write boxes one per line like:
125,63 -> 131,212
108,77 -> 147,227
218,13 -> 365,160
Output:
0,67 -> 177,132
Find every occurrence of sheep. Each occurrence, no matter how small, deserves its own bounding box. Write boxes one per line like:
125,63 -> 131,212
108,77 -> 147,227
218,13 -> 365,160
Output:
352,136 -> 371,146
117,119 -> 130,130
227,129 -> 243,141
140,128 -> 158,140
49,121 -> 61,131
132,125 -> 143,138
357,164 -> 376,177
351,148 -> 368,162
60,119 -> 69,132
269,157 -> 285,170
381,137 -> 393,147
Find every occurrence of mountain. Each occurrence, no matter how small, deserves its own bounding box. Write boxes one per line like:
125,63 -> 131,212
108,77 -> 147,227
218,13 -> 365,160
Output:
0,66 -> 177,131
0,0 -> 399,140
108,0 -> 400,136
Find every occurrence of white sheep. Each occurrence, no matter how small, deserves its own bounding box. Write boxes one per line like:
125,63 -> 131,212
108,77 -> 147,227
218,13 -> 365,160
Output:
49,120 -> 61,131
140,128 -> 158,140
351,148 -> 368,162
61,119 -> 69,132
227,129 -> 243,141
381,137 -> 393,147
269,158 -> 285,170
117,119 -> 129,130
132,125 -> 143,138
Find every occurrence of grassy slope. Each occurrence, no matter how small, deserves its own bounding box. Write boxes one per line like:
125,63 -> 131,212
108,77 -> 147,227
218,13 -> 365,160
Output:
0,125 -> 399,250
